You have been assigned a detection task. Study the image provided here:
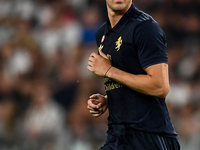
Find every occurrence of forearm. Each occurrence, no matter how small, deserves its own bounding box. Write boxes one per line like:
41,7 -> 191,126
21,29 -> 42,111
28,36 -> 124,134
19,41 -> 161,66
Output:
106,65 -> 170,98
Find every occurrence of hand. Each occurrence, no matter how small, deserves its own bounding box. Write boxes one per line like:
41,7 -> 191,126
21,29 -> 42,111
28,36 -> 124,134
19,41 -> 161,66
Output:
87,50 -> 112,77
87,94 -> 108,117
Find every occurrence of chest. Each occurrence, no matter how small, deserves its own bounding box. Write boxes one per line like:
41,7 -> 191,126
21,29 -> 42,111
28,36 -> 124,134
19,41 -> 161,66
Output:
98,31 -> 142,73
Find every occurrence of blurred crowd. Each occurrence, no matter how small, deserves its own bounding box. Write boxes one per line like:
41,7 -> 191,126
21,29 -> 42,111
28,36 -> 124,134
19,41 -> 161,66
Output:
0,0 -> 199,150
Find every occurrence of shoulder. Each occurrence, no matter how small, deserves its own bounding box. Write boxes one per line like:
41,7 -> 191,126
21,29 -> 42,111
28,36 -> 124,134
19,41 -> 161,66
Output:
131,8 -> 164,35
128,9 -> 166,46
124,8 -> 165,43
133,8 -> 152,22
95,22 -> 106,42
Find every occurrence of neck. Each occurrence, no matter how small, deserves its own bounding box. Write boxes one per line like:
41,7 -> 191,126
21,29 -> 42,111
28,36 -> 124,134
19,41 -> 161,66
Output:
107,3 -> 132,28
108,11 -> 124,28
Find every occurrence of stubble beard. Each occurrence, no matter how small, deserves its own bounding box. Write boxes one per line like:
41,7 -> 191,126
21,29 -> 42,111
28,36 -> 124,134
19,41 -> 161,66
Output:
106,1 -> 132,15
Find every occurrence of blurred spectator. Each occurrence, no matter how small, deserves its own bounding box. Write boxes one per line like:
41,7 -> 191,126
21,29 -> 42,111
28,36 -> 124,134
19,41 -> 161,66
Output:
0,97 -> 19,148
0,0 -> 199,149
23,79 -> 65,150
52,50 -> 79,110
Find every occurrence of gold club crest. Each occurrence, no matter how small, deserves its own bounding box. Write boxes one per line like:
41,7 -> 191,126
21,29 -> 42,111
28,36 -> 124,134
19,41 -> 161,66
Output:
115,36 -> 122,51
98,44 -> 104,51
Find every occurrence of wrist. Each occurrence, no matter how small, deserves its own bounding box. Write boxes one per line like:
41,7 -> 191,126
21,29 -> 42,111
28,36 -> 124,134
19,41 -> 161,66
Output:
105,66 -> 114,78
104,66 -> 112,77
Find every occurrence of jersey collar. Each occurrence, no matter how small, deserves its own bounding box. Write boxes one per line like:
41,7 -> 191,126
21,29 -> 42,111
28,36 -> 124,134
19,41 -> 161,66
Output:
104,4 -> 135,34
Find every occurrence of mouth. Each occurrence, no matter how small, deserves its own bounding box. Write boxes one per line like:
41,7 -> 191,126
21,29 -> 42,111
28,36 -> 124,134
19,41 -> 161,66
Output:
113,0 -> 124,2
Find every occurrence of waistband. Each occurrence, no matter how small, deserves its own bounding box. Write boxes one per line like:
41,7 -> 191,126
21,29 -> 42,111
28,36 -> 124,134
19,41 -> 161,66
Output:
108,124 -> 177,138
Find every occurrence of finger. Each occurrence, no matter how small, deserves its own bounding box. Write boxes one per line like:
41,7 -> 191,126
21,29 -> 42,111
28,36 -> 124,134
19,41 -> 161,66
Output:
89,94 -> 100,99
90,110 -> 102,117
91,110 -> 103,117
91,99 -> 100,105
87,105 -> 96,111
90,110 -> 100,114
88,61 -> 93,67
89,96 -> 102,108
87,66 -> 92,71
87,104 -> 103,112
97,103 -> 102,109
96,107 -> 103,112
87,65 -> 92,68
90,53 -> 95,58
89,57 -> 95,62
90,52 -> 98,58
87,99 -> 99,109
99,50 -> 108,59
92,113 -> 101,117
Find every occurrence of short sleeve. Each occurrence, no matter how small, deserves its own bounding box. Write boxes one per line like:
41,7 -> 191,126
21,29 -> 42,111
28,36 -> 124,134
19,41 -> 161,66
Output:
134,20 -> 168,69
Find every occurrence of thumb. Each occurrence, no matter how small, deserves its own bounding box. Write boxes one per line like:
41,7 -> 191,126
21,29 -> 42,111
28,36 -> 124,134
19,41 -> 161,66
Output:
99,50 -> 108,59
96,102 -> 102,109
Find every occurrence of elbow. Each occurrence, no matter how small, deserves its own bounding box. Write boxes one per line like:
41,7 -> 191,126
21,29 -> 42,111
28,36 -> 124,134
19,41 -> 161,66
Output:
156,85 -> 170,99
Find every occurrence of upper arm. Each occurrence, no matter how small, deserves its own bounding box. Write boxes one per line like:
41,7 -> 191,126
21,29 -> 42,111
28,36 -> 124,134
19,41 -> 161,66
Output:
145,63 -> 170,98
134,20 -> 168,70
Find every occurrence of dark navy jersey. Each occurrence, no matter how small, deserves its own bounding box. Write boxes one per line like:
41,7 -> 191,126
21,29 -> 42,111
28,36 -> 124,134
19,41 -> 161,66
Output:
95,4 -> 177,138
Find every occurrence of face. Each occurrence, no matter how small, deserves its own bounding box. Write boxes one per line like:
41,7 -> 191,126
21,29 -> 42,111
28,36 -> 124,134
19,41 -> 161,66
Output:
106,0 -> 132,14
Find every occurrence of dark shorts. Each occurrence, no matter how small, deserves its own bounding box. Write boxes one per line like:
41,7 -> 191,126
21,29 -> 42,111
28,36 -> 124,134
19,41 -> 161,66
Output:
100,125 -> 180,150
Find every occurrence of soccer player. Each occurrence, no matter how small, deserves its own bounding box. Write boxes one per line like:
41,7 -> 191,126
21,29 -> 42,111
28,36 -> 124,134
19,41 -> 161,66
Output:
87,0 -> 180,149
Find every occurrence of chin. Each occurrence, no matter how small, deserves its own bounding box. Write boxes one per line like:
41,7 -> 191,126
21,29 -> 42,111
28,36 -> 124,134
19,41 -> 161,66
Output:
112,4 -> 126,11
107,0 -> 131,13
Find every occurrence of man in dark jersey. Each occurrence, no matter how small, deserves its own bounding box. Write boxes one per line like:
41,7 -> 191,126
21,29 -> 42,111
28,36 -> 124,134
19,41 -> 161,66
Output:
87,0 -> 180,149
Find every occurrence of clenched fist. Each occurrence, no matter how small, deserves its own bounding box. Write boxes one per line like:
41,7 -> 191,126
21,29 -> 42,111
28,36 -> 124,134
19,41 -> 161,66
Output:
87,94 -> 108,117
87,50 -> 112,77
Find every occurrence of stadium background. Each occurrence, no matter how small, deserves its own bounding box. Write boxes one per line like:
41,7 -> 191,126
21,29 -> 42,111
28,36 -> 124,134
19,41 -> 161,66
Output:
0,0 -> 199,149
